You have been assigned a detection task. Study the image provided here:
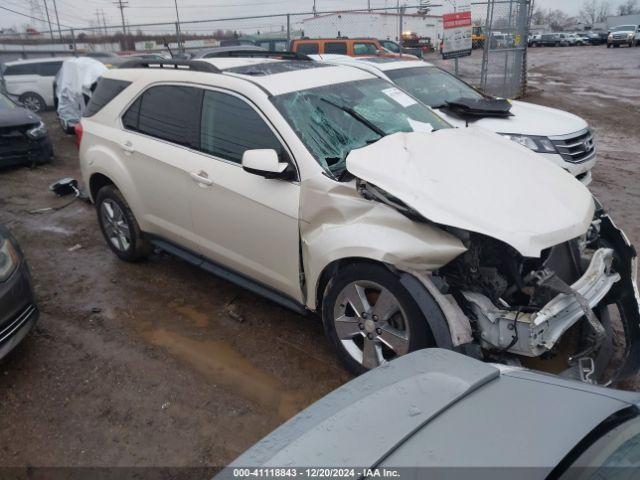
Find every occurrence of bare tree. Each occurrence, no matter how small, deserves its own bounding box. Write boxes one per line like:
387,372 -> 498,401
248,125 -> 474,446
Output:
531,6 -> 547,25
617,0 -> 640,15
547,9 -> 570,31
580,0 -> 611,25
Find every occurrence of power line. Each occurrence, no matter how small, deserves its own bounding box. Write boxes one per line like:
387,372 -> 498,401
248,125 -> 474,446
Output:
0,4 -> 71,28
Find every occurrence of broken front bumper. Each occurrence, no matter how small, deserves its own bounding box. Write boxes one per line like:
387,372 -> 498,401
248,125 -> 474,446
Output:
461,215 -> 640,380
464,248 -> 619,357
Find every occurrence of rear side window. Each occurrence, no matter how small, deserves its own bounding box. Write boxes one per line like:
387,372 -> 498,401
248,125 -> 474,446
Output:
38,61 -> 63,76
200,90 -> 283,163
353,42 -> 378,55
3,63 -> 38,76
84,78 -> 131,117
325,42 -> 347,54
124,85 -> 203,148
296,43 -> 319,54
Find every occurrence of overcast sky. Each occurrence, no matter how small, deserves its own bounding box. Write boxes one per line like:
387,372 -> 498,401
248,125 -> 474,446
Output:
0,0 -> 631,34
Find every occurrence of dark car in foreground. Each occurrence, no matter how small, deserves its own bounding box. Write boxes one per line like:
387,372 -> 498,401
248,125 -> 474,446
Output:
218,349 -> 640,478
0,91 -> 53,168
0,226 -> 38,360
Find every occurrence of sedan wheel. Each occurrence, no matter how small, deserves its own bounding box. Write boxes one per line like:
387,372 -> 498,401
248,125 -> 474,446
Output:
100,199 -> 131,253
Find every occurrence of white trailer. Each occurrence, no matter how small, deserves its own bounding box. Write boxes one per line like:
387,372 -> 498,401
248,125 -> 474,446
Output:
302,12 -> 443,43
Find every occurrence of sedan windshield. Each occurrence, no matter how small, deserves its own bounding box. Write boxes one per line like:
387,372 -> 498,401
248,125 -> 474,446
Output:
0,93 -> 16,110
386,66 -> 484,109
271,78 -> 449,176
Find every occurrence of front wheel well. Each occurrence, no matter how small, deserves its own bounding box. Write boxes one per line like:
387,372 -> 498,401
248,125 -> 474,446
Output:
89,173 -> 115,202
315,257 -> 394,311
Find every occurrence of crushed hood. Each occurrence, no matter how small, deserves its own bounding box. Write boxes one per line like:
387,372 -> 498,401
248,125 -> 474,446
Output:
437,100 -> 588,137
346,128 -> 595,257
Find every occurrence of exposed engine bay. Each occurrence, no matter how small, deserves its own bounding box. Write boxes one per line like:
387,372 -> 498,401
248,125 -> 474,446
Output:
358,179 -> 640,384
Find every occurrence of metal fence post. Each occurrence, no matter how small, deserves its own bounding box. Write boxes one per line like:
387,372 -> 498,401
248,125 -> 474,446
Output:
286,14 -> 291,45
175,22 -> 183,52
480,0 -> 495,93
70,28 -> 77,56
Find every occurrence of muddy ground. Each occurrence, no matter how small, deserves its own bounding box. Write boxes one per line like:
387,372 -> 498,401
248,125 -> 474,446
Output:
1,46 -> 639,472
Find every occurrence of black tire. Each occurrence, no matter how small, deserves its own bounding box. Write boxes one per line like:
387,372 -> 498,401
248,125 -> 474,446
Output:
607,43 -> 611,48
321,262 -> 435,376
614,44 -> 620,48
19,92 -> 46,112
95,185 -> 151,262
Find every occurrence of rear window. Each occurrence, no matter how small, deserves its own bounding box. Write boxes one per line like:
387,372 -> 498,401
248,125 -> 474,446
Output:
296,43 -> 319,54
123,85 -> 203,148
325,42 -> 347,54
3,63 -> 38,76
83,78 -> 131,117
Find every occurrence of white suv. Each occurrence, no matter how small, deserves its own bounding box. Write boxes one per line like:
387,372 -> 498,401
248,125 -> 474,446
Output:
78,57 -> 640,382
312,56 -> 597,185
1,57 -> 65,112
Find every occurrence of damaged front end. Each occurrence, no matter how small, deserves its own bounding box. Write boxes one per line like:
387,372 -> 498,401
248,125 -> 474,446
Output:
436,206 -> 640,384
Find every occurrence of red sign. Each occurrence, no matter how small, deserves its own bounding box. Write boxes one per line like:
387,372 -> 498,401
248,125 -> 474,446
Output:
443,11 -> 472,29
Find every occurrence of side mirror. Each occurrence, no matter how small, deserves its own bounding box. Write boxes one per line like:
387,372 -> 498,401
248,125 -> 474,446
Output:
242,149 -> 293,180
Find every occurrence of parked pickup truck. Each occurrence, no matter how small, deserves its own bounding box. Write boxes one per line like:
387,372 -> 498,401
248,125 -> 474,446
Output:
607,24 -> 640,47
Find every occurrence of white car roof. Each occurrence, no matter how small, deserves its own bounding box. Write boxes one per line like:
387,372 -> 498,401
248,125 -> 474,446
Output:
104,57 -> 376,96
311,54 -> 433,73
4,57 -> 67,66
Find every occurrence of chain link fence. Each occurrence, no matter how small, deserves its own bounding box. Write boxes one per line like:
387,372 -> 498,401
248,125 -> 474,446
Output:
0,0 -> 531,98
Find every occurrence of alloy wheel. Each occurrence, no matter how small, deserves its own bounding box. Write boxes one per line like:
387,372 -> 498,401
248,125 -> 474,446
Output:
100,199 -> 131,252
333,280 -> 410,369
22,95 -> 43,112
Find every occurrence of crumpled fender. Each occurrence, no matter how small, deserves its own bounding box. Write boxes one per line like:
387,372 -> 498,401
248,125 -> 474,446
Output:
300,175 -> 467,310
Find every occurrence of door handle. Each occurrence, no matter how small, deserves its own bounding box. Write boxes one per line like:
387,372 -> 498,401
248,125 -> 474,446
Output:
120,140 -> 135,153
190,171 -> 214,186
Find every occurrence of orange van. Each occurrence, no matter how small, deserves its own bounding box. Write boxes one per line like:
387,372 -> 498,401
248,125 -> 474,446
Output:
290,38 -> 418,58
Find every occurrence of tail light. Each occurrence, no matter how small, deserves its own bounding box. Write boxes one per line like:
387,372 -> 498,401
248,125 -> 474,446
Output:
74,122 -> 83,149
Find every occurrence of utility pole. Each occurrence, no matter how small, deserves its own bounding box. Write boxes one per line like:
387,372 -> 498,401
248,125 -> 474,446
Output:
51,0 -> 62,40
173,0 -> 183,52
367,0 -> 371,11
101,9 -> 108,36
42,0 -> 54,41
95,9 -> 102,36
313,0 -> 317,16
114,0 -> 129,49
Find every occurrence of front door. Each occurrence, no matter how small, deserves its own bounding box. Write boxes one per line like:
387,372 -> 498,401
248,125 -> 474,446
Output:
187,89 -> 302,301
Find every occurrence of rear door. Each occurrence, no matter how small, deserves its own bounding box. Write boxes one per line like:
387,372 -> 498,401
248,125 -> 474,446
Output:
187,89 -> 302,301
118,84 -> 203,250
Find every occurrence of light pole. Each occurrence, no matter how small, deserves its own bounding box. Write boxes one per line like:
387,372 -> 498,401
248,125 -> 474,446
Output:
174,0 -> 183,52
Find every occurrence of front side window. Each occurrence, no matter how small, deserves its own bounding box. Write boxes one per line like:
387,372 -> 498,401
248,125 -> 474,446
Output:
39,61 -> 63,76
386,66 -> 484,108
124,85 -> 202,148
272,78 -> 449,176
200,90 -> 284,164
353,42 -> 378,55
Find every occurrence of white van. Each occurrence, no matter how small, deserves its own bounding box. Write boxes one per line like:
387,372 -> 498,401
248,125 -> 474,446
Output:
1,58 -> 65,112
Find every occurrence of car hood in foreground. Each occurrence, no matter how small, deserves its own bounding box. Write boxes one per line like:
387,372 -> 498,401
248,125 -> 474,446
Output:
0,108 -> 40,129
437,99 -> 588,137
218,349 -> 640,472
346,128 -> 594,257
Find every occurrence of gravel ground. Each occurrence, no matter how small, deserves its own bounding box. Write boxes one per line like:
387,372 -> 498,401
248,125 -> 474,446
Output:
1,45 -> 639,473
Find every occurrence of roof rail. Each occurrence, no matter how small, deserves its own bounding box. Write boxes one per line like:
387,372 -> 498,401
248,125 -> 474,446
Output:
203,50 -> 312,61
118,59 -> 222,73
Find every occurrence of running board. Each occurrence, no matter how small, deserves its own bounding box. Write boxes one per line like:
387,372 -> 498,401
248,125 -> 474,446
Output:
148,237 -> 308,316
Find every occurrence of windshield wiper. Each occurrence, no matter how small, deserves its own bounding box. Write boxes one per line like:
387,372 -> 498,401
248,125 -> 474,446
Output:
321,98 -> 386,137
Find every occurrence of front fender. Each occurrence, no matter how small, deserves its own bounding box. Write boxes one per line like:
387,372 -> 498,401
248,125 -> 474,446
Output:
300,176 -> 466,310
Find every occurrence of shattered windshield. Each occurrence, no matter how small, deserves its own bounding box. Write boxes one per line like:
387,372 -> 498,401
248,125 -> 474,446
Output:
386,66 -> 484,108
271,78 -> 449,176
